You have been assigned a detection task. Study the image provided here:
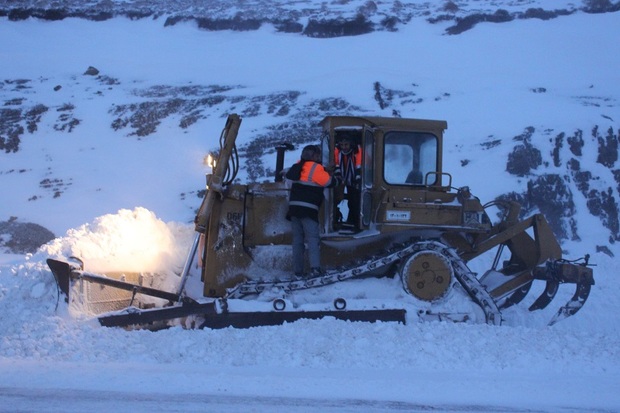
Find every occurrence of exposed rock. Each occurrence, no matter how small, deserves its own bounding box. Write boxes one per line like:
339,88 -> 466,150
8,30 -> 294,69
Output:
303,15 -> 374,38
54,103 -> 80,132
480,138 -> 501,150
552,132 -> 564,167
594,125 -> 618,168
273,20 -> 303,34
567,125 -> 620,243
38,176 -> 73,199
506,128 -> 542,177
2,1 -> 617,37
586,187 -> 620,242
531,87 -> 547,93
0,108 -> 24,153
583,0 -> 620,14
442,2 -> 459,13
522,8 -> 568,20
97,75 -> 120,86
195,16 -> 262,31
567,129 -> 584,156
596,244 -> 614,257
444,9 -> 514,35
0,220 -> 55,254
25,104 -> 48,133
499,174 -> 578,241
84,66 -> 100,76
0,102 -> 49,153
568,158 -> 592,194
373,82 -> 421,110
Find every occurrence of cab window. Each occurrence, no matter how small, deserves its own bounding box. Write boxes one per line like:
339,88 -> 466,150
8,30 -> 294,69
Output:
384,132 -> 438,185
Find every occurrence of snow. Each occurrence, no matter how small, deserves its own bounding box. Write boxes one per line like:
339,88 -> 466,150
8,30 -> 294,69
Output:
1,5 -> 620,412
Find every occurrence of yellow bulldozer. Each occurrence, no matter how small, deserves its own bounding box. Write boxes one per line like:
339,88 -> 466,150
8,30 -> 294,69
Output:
48,114 -> 594,329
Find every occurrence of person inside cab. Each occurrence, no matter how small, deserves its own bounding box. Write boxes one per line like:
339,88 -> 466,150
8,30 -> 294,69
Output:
333,136 -> 362,232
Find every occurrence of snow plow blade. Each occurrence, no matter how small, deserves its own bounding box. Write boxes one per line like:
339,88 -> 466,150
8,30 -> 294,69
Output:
198,308 -> 406,329
48,258 -> 406,329
98,304 -> 406,329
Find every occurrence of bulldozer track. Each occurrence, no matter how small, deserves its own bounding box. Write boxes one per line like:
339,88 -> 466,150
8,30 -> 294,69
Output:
227,240 -> 503,325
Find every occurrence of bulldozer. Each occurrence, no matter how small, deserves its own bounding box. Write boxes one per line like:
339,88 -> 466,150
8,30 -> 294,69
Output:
47,114 -> 594,329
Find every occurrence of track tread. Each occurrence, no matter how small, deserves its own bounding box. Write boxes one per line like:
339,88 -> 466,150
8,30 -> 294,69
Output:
227,240 -> 503,325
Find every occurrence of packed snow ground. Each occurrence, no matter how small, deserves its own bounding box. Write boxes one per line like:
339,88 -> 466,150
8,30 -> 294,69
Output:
1,6 -> 620,412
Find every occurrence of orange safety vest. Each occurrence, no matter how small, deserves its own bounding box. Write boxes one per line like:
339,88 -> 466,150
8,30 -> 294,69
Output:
334,146 -> 362,186
286,160 -> 337,220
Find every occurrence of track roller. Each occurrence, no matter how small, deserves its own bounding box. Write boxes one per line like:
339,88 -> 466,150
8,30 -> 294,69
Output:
333,298 -> 347,310
273,298 -> 286,311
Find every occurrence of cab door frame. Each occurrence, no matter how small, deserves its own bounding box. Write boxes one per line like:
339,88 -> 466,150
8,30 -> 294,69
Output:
360,126 -> 375,229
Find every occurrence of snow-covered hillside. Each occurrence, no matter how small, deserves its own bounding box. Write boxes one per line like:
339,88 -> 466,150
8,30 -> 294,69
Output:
1,1 -> 619,411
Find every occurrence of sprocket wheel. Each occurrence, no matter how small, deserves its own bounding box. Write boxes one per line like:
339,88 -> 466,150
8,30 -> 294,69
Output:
400,250 -> 454,302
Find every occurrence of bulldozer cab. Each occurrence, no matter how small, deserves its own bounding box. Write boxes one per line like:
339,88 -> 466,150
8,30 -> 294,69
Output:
319,116 -> 451,234
197,116 -> 458,296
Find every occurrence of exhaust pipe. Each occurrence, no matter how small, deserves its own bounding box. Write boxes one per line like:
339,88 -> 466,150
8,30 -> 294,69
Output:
274,142 -> 294,182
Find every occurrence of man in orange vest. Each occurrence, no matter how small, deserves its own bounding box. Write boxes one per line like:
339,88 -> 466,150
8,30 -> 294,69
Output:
286,145 -> 340,278
334,137 -> 362,231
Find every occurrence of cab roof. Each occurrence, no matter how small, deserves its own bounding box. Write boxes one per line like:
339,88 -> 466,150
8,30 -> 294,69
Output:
320,116 -> 448,132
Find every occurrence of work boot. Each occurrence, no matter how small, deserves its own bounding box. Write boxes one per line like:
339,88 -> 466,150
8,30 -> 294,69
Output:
310,267 -> 323,277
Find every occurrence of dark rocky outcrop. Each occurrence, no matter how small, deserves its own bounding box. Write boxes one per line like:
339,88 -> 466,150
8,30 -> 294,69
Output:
0,219 -> 55,254
505,127 -> 542,177
500,124 -> 620,244
0,101 -> 49,153
303,15 -> 374,38
567,127 -> 620,242
2,1 -> 618,37
595,125 -> 619,168
499,174 -> 578,241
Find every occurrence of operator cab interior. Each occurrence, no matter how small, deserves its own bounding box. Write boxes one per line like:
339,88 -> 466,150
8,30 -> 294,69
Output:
383,131 -> 439,186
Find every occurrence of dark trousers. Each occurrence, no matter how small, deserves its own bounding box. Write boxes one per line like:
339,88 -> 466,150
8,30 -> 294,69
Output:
334,184 -> 360,228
